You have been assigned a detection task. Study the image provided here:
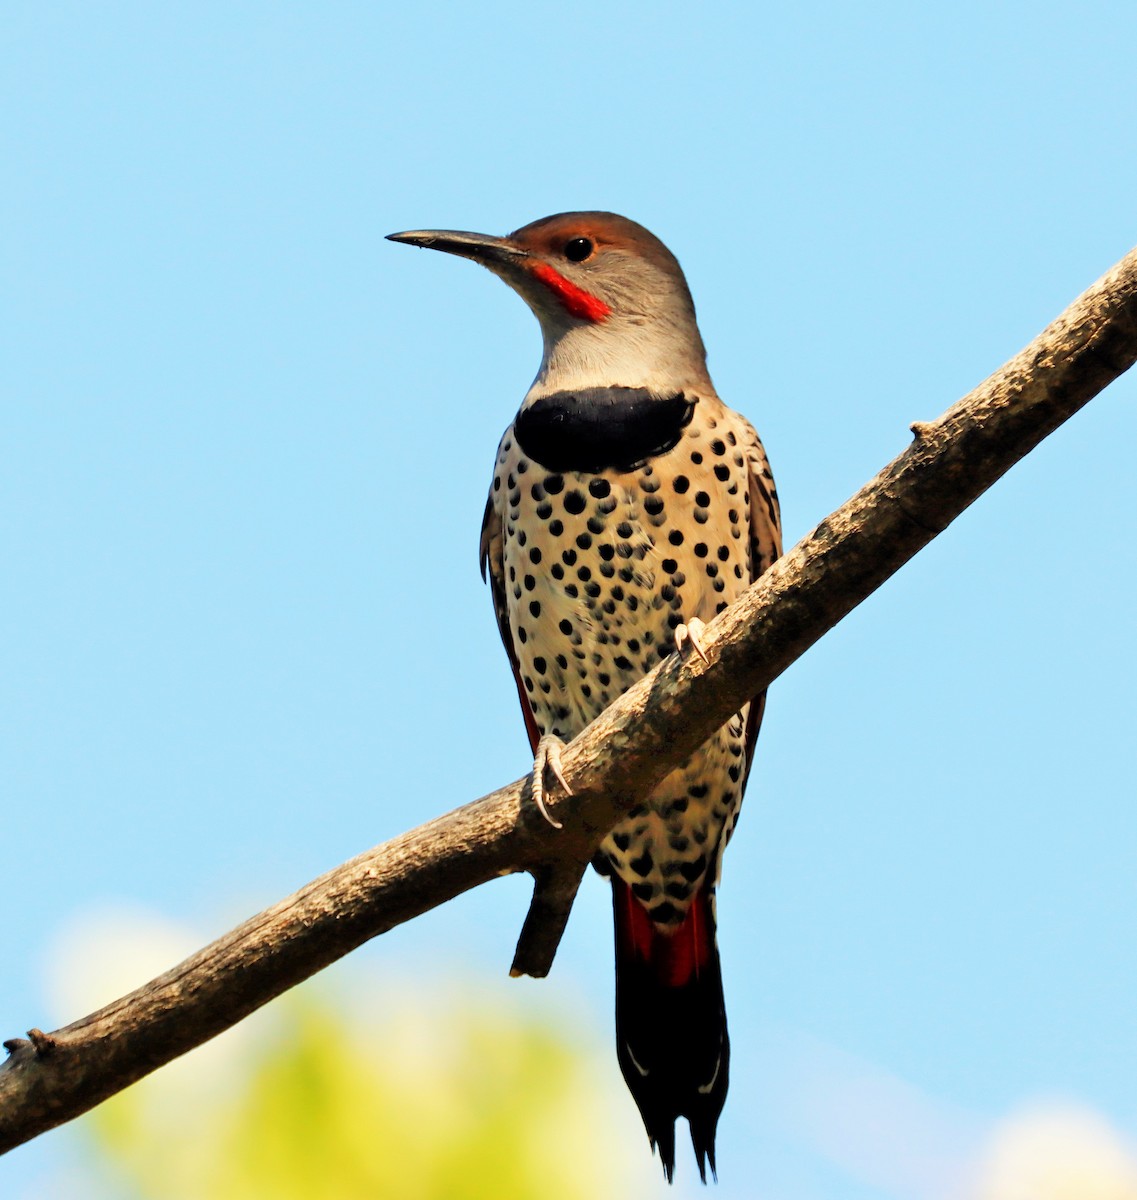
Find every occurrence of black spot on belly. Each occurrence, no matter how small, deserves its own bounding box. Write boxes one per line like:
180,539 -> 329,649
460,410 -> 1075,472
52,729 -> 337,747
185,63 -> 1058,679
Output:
673,475 -> 690,494
632,882 -> 654,902
589,478 -> 611,498
630,849 -> 653,876
564,490 -> 586,514
613,831 -> 631,852
644,496 -> 664,516
714,464 -> 730,481
680,855 -> 707,882
543,474 -> 564,494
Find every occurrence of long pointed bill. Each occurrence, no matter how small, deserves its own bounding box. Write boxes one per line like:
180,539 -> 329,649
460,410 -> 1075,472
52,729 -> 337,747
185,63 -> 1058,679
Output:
385,228 -> 529,268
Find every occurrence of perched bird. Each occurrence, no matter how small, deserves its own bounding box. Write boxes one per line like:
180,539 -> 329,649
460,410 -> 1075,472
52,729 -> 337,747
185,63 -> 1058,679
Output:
388,213 -> 781,1182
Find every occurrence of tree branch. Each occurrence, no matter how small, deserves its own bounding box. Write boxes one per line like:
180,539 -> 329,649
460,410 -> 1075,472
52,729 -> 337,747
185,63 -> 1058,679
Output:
3,246 -> 1136,1155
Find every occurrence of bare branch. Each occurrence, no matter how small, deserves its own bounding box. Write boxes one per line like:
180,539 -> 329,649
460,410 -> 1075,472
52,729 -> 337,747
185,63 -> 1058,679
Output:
2,245 -> 1136,1155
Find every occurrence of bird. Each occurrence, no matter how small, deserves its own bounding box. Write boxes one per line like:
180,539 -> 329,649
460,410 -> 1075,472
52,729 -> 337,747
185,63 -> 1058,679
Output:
387,213 -> 781,1183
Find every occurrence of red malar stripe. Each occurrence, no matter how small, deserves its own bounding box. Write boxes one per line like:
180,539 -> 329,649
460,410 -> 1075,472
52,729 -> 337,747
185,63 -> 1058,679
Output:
530,262 -> 611,323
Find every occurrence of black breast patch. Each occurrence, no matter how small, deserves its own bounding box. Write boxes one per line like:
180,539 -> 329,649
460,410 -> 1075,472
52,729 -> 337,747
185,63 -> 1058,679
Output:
514,387 -> 697,473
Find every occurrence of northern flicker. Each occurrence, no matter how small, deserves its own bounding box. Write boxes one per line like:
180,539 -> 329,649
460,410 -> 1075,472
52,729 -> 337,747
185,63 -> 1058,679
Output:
388,213 -> 781,1182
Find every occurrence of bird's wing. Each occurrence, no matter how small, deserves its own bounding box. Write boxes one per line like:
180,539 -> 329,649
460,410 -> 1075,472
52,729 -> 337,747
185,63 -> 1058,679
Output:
739,417 -> 783,785
480,474 -> 542,755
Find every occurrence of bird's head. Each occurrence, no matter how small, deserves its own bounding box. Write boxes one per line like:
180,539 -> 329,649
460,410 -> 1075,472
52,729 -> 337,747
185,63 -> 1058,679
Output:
387,212 -> 712,397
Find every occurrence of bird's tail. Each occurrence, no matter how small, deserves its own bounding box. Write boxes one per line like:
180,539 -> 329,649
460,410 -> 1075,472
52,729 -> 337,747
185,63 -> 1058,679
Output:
611,876 -> 729,1184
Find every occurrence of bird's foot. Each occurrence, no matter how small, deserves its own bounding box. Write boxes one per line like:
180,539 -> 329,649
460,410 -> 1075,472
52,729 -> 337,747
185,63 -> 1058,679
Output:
674,616 -> 709,663
531,734 -> 571,829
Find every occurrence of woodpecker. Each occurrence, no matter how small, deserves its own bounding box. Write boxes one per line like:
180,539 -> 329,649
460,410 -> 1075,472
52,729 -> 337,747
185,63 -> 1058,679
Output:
388,213 -> 781,1183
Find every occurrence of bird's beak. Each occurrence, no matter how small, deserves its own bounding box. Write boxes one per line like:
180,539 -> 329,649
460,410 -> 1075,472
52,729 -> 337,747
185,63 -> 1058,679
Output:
386,228 -> 529,268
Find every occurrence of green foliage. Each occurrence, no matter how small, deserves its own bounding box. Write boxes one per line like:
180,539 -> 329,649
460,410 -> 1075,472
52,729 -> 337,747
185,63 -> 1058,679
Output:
86,984 -> 639,1200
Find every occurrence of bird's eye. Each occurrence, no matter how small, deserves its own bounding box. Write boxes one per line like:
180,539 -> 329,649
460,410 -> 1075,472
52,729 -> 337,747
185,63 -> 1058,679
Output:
564,237 -> 594,263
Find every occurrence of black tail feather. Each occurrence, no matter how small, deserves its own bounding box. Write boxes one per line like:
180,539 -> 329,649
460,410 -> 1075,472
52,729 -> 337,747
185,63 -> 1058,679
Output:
612,881 -> 730,1184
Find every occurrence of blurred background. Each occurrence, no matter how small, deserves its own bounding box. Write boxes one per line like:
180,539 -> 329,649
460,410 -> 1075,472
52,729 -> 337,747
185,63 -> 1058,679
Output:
4,3 -> 1136,1197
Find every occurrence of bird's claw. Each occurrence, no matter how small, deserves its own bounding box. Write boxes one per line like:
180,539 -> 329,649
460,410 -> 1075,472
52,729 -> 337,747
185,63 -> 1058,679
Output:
532,734 -> 571,829
674,617 -> 709,663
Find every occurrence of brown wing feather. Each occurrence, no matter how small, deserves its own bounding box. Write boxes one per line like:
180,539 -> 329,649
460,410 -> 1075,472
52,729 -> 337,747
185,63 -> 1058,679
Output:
480,483 -> 542,755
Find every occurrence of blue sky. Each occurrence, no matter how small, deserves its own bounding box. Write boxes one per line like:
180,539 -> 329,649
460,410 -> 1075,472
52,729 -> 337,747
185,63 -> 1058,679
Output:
4,3 -> 1137,1197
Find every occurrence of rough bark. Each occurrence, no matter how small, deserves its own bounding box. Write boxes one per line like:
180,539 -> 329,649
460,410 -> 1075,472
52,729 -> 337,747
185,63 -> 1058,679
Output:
2,245 -> 1135,1156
